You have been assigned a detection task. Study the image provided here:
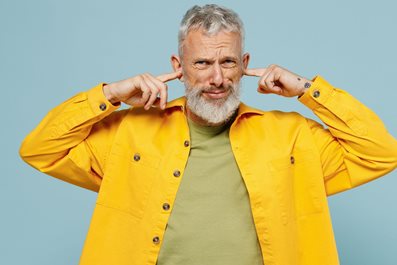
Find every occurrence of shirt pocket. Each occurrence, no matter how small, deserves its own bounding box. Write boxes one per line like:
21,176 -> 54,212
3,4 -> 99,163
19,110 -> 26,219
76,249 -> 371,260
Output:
97,149 -> 161,220
268,150 -> 323,225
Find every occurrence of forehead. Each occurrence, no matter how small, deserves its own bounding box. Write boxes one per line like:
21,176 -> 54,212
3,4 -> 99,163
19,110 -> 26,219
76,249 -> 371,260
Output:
183,29 -> 242,58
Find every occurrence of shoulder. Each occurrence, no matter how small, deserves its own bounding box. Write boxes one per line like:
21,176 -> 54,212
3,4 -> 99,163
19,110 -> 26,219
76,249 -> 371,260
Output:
117,97 -> 186,134
239,101 -> 307,125
264,110 -> 307,125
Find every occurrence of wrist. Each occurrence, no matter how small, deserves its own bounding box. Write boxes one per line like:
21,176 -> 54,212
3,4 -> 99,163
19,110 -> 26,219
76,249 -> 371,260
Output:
103,84 -> 120,105
298,79 -> 312,98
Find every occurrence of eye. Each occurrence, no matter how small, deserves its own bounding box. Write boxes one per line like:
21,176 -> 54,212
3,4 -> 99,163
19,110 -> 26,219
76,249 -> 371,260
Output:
194,60 -> 210,69
223,59 -> 237,68
195,60 -> 208,65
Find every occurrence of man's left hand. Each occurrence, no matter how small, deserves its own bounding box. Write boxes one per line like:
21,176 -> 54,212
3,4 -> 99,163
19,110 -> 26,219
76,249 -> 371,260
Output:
244,64 -> 312,97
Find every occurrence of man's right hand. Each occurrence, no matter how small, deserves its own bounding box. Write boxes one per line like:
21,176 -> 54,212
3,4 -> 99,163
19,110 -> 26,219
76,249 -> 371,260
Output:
103,70 -> 182,110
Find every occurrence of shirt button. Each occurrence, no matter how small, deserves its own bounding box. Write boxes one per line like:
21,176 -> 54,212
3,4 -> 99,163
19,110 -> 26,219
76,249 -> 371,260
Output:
153,236 -> 160,244
313,90 -> 320,98
173,170 -> 181,177
290,156 -> 295,164
162,203 -> 170,211
133,153 -> 140,161
99,103 -> 107,111
184,140 -> 190,147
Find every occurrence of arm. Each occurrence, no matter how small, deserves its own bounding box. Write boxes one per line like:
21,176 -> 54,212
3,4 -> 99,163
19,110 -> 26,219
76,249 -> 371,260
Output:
19,71 -> 182,191
19,84 -> 122,191
299,76 -> 397,195
244,65 -> 397,196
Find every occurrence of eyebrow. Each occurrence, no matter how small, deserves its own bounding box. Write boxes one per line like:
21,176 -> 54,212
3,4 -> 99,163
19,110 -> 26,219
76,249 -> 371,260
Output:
223,56 -> 239,61
193,56 -> 239,62
193,57 -> 213,62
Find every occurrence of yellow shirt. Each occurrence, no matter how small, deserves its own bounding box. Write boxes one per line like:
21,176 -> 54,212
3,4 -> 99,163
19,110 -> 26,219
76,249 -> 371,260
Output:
20,76 -> 397,265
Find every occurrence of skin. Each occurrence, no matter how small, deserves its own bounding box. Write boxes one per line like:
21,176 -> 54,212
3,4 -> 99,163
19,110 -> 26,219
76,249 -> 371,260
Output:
170,29 -> 249,125
171,29 -> 249,97
103,28 -> 313,126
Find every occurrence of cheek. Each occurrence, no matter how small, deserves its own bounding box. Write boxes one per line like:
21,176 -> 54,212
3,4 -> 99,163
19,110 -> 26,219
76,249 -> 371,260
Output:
185,70 -> 211,85
224,67 -> 242,82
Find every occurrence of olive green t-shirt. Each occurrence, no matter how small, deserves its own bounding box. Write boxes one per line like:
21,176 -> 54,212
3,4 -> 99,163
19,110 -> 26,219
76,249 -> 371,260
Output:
156,118 -> 264,265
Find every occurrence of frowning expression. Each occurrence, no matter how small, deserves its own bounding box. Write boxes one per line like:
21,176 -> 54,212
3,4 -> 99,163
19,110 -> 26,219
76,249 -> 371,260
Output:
180,29 -> 249,101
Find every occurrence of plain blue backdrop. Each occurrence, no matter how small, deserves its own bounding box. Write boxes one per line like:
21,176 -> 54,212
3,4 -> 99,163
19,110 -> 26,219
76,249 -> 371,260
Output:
1,0 -> 396,264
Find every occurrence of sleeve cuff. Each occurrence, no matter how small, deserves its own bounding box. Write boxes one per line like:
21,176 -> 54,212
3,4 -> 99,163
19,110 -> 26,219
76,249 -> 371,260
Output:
298,75 -> 335,110
86,83 -> 120,115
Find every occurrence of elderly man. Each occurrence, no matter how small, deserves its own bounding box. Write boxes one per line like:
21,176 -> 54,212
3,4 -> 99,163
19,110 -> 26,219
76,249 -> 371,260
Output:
20,4 -> 397,265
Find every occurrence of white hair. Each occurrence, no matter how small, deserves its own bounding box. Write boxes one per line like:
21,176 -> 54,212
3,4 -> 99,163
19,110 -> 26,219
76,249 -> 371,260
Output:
178,4 -> 245,57
184,81 -> 241,125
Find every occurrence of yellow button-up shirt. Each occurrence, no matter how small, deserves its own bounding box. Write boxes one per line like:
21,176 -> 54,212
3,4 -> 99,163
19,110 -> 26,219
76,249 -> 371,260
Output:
20,76 -> 397,265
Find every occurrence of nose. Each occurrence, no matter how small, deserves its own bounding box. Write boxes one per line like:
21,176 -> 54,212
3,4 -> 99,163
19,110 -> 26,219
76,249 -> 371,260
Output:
209,63 -> 224,87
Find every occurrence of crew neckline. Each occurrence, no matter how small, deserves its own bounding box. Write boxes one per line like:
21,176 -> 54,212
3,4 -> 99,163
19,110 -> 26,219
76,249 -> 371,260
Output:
187,117 -> 234,136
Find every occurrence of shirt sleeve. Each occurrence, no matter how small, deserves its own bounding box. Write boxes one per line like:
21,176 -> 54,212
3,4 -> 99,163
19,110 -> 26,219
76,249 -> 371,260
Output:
298,76 -> 397,196
19,83 -> 125,192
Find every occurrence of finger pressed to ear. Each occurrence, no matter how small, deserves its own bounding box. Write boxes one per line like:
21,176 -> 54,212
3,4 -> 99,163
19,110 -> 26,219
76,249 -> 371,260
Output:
258,68 -> 272,91
155,70 -> 181,109
244,68 -> 267,77
157,69 -> 182,83
133,71 -> 179,110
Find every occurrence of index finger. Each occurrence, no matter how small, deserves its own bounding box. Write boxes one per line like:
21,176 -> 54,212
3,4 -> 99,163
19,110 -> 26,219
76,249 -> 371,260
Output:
244,68 -> 267,77
156,69 -> 183,83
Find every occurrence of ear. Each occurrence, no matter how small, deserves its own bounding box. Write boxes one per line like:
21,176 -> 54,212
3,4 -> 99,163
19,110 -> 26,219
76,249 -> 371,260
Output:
171,55 -> 184,81
242,52 -> 250,70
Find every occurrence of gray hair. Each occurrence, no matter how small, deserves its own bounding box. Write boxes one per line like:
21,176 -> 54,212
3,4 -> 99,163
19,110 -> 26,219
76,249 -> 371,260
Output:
178,4 -> 245,57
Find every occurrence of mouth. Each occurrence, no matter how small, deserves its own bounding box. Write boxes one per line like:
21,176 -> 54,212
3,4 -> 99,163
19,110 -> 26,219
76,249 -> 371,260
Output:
202,89 -> 230,100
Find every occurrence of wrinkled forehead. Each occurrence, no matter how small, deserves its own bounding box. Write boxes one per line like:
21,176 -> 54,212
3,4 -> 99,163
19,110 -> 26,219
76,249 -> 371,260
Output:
182,29 -> 243,59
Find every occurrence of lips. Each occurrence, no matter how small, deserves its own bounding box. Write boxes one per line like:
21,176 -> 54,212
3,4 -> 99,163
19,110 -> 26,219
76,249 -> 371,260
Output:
202,89 -> 229,99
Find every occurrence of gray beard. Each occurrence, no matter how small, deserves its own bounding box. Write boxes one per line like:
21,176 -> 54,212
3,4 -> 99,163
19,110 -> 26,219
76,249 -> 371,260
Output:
184,81 -> 241,125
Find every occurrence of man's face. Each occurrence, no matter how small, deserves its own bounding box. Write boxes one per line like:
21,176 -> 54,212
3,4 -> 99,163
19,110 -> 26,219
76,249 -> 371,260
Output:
174,29 -> 249,125
181,29 -> 245,94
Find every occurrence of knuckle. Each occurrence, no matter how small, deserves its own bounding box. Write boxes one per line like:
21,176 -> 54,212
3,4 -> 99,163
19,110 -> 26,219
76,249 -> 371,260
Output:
137,76 -> 145,83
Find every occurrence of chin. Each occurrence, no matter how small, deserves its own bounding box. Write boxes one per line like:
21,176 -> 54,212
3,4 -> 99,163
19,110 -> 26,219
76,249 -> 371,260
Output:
184,81 -> 241,125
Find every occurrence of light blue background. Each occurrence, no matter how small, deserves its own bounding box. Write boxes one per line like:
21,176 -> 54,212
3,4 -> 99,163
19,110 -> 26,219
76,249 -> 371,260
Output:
1,0 -> 396,264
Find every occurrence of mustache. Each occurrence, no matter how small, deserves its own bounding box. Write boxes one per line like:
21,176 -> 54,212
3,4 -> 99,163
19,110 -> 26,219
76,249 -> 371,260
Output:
199,84 -> 234,92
